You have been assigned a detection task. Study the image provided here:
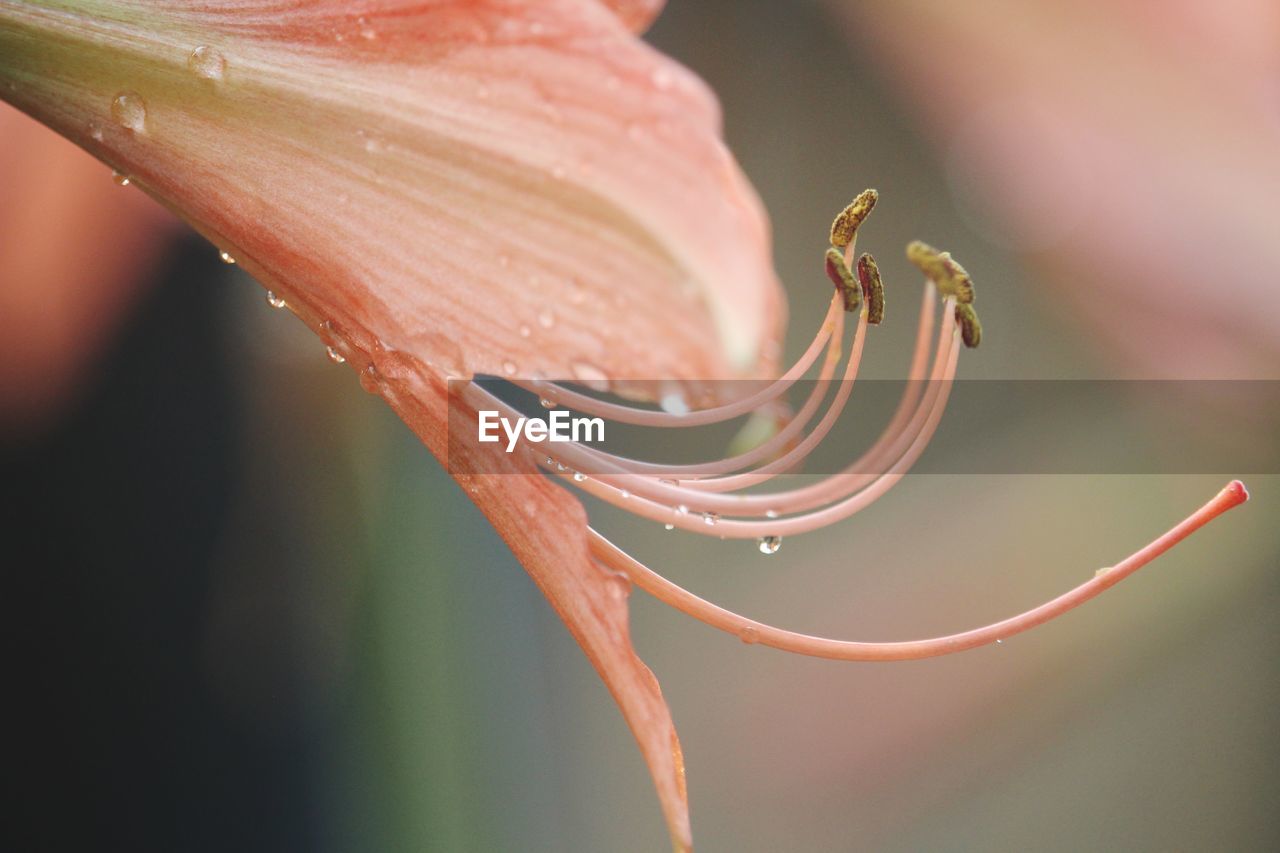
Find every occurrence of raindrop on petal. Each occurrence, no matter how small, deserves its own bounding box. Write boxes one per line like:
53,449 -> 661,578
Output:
265,291 -> 286,309
326,345 -> 346,364
188,45 -> 226,81
111,170 -> 130,186
219,250 -> 236,264
110,92 -> 147,133
570,361 -> 609,391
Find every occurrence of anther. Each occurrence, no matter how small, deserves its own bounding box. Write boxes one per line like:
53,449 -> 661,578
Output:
824,248 -> 863,313
830,189 -> 878,250
855,253 -> 885,325
906,241 -> 975,304
955,302 -> 982,348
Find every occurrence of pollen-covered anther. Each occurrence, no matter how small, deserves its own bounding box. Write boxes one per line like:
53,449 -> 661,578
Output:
829,188 -> 878,250
855,253 -> 885,325
906,240 -> 975,304
955,302 -> 982,348
824,247 -> 863,313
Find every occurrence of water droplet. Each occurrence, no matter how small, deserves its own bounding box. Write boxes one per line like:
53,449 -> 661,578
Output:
326,345 -> 345,364
502,360 -> 517,376
572,471 -> 587,482
1094,566 -> 1112,577
995,638 -> 1004,645
88,120 -> 104,142
765,509 -> 779,519
188,45 -> 226,81
110,91 -> 147,133
675,504 -> 689,516
544,456 -> 555,466
359,363 -> 382,393
660,392 -> 689,415
537,309 -> 556,329
702,512 -> 719,526
664,523 -> 675,531
539,398 -> 555,409
757,536 -> 782,555
739,626 -> 761,645
111,170 -> 130,186
219,250 -> 235,264
265,291 -> 286,309
570,361 -> 609,391
619,489 -> 630,499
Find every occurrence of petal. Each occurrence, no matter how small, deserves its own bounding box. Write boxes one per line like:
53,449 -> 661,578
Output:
0,0 -> 784,383
598,0 -> 666,33
372,347 -> 693,852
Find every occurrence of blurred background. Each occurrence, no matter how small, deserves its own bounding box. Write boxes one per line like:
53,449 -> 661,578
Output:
4,0 -> 1277,850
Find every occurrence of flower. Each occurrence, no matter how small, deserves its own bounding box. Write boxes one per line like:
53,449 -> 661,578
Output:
0,2 -> 1250,849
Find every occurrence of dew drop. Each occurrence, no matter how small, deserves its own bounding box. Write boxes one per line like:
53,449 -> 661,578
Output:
664,523 -> 675,531
537,309 -> 555,329
188,45 -> 226,81
572,471 -> 587,482
660,392 -> 690,415
219,250 -> 236,264
359,363 -> 382,393
110,91 -> 147,133
326,345 -> 346,364
502,360 -> 517,376
675,504 -> 689,516
757,536 -> 782,555
544,456 -> 555,466
111,170 -> 130,186
765,509 -> 779,519
570,361 -> 609,391
702,512 -> 719,527
539,398 -> 556,409
995,638 -> 1004,645
619,489 -> 630,499
265,291 -> 286,309
739,626 -> 760,645
88,121 -> 104,142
